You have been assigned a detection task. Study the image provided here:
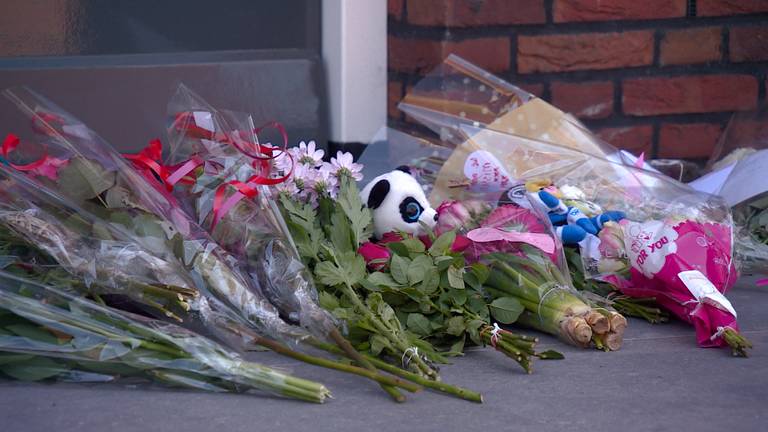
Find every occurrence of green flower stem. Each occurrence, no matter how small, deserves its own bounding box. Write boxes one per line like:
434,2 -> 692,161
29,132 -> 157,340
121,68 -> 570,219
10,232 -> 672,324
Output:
309,340 -> 483,403
328,327 -> 406,402
250,334 -> 421,393
337,282 -> 437,380
487,262 -> 590,316
723,328 -> 753,357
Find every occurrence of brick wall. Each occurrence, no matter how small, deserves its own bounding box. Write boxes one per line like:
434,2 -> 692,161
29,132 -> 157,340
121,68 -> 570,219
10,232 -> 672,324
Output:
388,0 -> 768,160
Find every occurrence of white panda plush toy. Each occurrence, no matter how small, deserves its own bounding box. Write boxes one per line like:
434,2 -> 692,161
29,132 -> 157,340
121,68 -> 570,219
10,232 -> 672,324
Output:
360,166 -> 437,239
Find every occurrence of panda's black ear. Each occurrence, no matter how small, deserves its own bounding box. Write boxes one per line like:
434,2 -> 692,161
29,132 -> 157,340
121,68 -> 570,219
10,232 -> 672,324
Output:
367,179 -> 390,209
395,165 -> 411,175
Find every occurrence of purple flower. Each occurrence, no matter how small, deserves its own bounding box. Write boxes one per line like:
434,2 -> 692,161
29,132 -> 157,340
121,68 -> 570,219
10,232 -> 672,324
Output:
329,151 -> 363,181
296,140 -> 324,167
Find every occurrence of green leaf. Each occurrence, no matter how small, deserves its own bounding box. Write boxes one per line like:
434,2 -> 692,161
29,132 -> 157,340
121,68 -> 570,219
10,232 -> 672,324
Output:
358,277 -> 382,292
328,202 -> 353,254
406,313 -> 431,336
418,266 -> 440,295
1,357 -> 64,381
449,288 -> 467,306
489,297 -> 524,324
318,291 -> 340,311
401,237 -> 426,255
390,254 -> 410,285
367,271 -> 401,287
445,316 -> 466,336
447,336 -> 466,356
428,230 -> 456,256
470,263 -> 490,285
337,178 -> 373,246
57,157 -> 116,202
314,261 -> 347,287
369,334 -> 393,356
434,256 -> 454,272
386,242 -> 410,258
537,350 -> 565,360
447,266 -> 465,290
407,255 -> 433,285
0,353 -> 33,365
466,319 -> 485,345
6,324 -> 61,345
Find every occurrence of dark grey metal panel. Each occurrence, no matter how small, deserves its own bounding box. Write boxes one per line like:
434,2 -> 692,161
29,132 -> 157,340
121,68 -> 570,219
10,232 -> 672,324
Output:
0,51 -> 328,152
0,0 -> 321,57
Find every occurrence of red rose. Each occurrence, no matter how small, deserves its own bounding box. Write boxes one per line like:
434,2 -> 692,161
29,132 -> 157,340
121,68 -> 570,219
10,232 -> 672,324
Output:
358,242 -> 391,271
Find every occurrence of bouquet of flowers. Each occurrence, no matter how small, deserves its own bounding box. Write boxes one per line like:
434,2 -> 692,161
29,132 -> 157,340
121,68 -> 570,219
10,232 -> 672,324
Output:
432,196 -> 627,351
404,116 -> 749,356
271,138 -> 547,397
0,270 -> 331,402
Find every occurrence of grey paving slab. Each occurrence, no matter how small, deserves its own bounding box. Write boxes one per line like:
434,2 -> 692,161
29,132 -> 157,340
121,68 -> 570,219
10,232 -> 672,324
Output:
1,277 -> 766,432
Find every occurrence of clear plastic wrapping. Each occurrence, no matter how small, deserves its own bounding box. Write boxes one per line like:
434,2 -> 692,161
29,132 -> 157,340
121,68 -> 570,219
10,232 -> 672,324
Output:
0,270 -> 329,402
399,54 -> 653,169
164,85 -> 340,342
0,86 -> 308,349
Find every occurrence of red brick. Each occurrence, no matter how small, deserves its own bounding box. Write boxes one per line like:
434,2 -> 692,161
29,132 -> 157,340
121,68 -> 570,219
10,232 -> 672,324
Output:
388,0 -> 403,20
658,123 -> 724,159
550,81 -> 614,119
595,125 -> 654,156
520,83 -> 545,98
698,0 -> 768,17
388,80 -> 403,119
660,27 -> 722,65
517,31 -> 653,74
730,26 -> 768,62
389,36 -> 511,73
406,0 -> 545,26
718,114 -> 768,156
622,75 -> 758,116
553,0 -> 686,22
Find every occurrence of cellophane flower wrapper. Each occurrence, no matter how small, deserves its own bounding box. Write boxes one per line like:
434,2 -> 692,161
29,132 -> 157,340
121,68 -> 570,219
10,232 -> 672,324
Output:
423,123 -> 741,349
398,54 -> 652,169
163,85 -> 339,341
0,270 -> 330,402
0,87 -> 309,350
0,165 -> 197,321
699,108 -> 768,274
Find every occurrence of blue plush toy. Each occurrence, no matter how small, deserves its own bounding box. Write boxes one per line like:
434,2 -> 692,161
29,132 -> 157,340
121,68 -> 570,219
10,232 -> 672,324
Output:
531,189 -> 626,246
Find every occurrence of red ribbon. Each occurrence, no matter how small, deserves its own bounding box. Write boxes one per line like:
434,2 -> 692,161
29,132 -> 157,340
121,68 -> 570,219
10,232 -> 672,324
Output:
2,133 -> 52,172
171,111 -> 296,229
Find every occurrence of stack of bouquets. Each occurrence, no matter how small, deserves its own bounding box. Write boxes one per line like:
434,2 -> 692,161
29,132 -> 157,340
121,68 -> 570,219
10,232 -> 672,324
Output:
0,87 -> 422,402
389,55 -> 751,356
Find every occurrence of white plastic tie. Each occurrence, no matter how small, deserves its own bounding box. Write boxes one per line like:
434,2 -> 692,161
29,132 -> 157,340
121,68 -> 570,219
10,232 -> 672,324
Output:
402,347 -> 419,369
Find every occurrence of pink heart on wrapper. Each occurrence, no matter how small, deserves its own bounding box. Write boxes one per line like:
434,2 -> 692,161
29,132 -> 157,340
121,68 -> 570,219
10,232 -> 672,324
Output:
466,227 -> 555,254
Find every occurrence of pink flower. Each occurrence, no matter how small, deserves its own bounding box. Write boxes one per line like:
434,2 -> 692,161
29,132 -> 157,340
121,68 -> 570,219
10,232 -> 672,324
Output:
598,221 -> 626,259
296,140 -> 324,167
358,242 -> 391,271
329,151 -> 363,181
436,201 -> 472,234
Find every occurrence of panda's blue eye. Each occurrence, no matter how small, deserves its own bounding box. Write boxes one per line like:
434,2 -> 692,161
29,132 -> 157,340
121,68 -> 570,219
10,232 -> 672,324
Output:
400,198 -> 423,223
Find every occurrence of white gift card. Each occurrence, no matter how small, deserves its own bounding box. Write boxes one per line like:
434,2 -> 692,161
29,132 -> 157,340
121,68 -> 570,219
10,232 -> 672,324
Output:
678,270 -> 737,318
463,150 -> 514,192
689,149 -> 768,206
